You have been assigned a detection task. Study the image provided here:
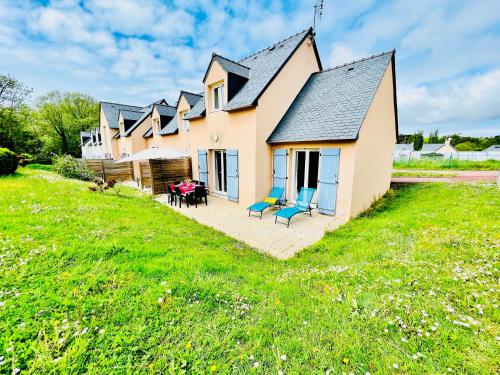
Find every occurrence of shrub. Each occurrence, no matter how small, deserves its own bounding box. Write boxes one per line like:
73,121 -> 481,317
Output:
0,148 -> 19,175
53,155 -> 95,181
89,177 -> 120,194
17,152 -> 35,166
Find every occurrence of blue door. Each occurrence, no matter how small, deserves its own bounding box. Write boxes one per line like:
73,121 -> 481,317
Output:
226,149 -> 239,202
198,149 -> 208,187
317,148 -> 340,215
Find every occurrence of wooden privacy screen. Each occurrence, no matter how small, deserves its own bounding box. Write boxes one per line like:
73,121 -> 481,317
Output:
139,161 -> 151,189
82,159 -> 134,181
148,158 -> 192,195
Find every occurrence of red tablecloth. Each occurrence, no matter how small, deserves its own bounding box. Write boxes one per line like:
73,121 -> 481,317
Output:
177,183 -> 195,194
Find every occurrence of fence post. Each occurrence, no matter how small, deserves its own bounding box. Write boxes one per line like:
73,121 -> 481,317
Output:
101,159 -> 106,181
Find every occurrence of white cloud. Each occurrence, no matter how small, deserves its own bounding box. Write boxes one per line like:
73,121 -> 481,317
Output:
399,69 -> 500,130
0,0 -> 498,135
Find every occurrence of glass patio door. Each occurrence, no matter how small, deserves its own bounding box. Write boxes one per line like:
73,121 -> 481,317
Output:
294,150 -> 320,203
213,150 -> 227,194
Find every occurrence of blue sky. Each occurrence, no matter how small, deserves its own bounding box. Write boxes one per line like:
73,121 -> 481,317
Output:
0,0 -> 499,136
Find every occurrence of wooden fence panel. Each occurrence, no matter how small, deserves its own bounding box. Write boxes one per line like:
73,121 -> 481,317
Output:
139,161 -> 152,189
150,158 -> 192,195
81,159 -> 134,181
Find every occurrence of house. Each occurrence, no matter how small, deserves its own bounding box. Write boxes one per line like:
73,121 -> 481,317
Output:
85,28 -> 398,219
80,127 -> 105,159
179,28 -> 397,218
421,138 -> 457,155
393,143 -> 414,161
484,144 -> 500,153
394,143 -> 413,152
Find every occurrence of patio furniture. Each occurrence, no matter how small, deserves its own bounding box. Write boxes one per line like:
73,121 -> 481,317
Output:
175,186 -> 191,208
247,187 -> 285,219
191,185 -> 208,207
274,187 -> 315,227
166,184 -> 176,206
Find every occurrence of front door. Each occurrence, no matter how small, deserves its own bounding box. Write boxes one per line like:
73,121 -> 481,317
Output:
213,150 -> 227,194
294,149 -> 320,203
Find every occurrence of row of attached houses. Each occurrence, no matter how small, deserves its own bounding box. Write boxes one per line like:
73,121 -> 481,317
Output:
82,28 -> 398,219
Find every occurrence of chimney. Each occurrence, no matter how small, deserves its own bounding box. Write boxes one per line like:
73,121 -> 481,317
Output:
445,137 -> 451,146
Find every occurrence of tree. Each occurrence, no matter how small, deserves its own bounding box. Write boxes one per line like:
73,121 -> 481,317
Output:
428,129 -> 440,144
34,91 -> 99,157
409,131 -> 424,151
0,74 -> 37,153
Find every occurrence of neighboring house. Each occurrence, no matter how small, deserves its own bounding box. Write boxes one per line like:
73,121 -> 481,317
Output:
393,143 -> 414,161
80,127 -> 106,159
97,100 -> 171,162
421,138 -> 457,154
85,27 -> 398,219
394,143 -> 413,152
484,145 -> 500,152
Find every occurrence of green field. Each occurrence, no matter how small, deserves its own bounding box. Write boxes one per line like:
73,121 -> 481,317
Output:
391,171 -> 458,178
1,169 -> 498,374
393,159 -> 500,170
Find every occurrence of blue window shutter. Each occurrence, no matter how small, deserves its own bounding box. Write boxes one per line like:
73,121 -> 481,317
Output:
226,149 -> 239,202
273,149 -> 287,194
197,149 -> 209,187
318,148 -> 340,215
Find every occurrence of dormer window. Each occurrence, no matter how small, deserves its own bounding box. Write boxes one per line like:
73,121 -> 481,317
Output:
212,84 -> 224,111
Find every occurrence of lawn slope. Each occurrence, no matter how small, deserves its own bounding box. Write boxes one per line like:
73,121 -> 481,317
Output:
0,169 -> 498,374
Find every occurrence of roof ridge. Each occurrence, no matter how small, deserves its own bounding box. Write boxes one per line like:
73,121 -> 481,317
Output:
317,49 -> 395,74
154,103 -> 176,109
212,53 -> 250,69
238,27 -> 312,62
101,100 -> 142,108
118,108 -> 144,113
180,90 -> 202,97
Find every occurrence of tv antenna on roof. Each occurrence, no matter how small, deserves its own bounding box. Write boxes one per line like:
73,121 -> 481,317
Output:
313,0 -> 324,31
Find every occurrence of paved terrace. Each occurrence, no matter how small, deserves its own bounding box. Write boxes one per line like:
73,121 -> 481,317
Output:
155,194 -> 349,259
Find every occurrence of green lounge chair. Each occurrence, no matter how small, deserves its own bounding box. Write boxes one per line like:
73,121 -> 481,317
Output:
274,187 -> 315,227
247,187 -> 285,219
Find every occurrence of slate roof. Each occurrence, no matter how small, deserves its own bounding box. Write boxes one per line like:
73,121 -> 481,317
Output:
394,143 -> 413,151
421,144 -> 444,153
184,94 -> 205,120
158,113 -> 179,135
180,91 -> 203,107
120,109 -> 143,121
185,28 -> 319,119
224,29 -> 317,111
484,144 -> 500,152
203,54 -> 250,81
155,104 -> 176,117
101,102 -> 143,129
267,51 -> 394,143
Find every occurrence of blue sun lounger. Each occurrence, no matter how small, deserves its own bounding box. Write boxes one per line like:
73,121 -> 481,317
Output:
247,187 -> 285,219
274,187 -> 316,227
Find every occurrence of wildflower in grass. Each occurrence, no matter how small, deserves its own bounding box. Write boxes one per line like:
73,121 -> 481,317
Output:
99,329 -> 105,334
252,362 -> 259,368
160,281 -> 167,286
167,289 -> 172,294
185,341 -> 192,350
343,357 -> 349,365
280,354 -> 286,361
210,364 -> 217,372
393,363 -> 399,369
14,368 -> 20,374
158,297 -> 164,304
249,355 -> 254,360
278,370 -> 284,375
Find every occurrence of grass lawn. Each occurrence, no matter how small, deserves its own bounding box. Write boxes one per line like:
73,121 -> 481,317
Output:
1,169 -> 499,374
393,159 -> 500,170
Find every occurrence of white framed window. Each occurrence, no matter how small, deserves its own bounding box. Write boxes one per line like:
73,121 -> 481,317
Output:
211,84 -> 224,111
154,118 -> 160,133
183,117 -> 190,131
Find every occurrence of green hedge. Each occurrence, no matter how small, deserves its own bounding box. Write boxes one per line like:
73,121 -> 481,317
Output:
0,148 -> 18,175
